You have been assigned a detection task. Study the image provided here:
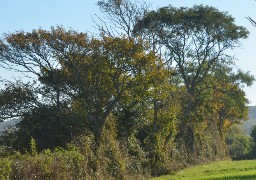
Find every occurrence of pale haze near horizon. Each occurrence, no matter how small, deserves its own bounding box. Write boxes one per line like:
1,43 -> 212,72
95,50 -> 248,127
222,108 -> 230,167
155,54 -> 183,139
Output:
0,0 -> 255,105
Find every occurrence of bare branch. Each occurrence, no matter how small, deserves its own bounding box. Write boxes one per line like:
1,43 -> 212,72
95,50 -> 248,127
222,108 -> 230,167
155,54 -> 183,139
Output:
247,17 -> 256,27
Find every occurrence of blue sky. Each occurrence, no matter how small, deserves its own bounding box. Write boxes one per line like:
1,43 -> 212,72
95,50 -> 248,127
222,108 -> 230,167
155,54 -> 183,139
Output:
0,0 -> 256,105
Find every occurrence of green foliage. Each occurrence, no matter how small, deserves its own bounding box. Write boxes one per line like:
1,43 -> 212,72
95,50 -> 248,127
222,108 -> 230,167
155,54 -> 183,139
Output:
9,148 -> 87,180
226,125 -> 253,159
249,125 -> 256,158
0,157 -> 12,180
30,137 -> 38,156
134,4 -> 249,69
0,83 -> 35,120
0,106 -> 87,152
250,124 -> 256,143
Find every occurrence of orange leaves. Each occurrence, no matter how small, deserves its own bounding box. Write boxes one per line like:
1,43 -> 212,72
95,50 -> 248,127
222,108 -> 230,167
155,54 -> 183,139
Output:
6,32 -> 27,48
5,27 -> 90,53
2,27 -> 168,128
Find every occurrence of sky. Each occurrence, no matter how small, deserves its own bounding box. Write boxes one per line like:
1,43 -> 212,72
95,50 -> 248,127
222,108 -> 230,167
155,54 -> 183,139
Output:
0,0 -> 255,105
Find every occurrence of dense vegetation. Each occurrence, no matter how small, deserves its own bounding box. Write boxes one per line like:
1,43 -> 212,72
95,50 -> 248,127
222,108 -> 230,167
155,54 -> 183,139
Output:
0,0 -> 254,179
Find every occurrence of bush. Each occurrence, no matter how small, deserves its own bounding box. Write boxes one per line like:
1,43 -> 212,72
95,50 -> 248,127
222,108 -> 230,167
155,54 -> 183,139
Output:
0,157 -> 12,180
9,148 -> 88,180
2,117 -> 150,179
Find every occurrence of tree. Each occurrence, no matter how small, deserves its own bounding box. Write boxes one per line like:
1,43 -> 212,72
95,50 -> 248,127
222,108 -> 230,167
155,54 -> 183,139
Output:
133,5 -> 249,96
226,125 -> 253,159
250,125 -> 256,158
97,0 -> 150,37
0,82 -> 36,121
0,27 -> 163,149
59,35 -> 163,146
133,5 -> 254,160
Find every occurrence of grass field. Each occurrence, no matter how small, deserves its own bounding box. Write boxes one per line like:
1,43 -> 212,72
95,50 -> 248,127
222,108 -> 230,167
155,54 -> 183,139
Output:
151,160 -> 256,180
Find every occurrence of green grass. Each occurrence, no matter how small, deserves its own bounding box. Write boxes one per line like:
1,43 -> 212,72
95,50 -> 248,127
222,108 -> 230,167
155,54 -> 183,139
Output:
151,160 -> 256,180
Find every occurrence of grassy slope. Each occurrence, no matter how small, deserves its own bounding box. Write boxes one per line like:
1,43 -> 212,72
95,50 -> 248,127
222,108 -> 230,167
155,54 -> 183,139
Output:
151,160 -> 256,180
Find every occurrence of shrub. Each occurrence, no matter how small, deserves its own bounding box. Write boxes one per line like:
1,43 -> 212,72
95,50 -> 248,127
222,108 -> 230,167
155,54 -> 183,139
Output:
10,147 -> 88,180
0,157 -> 12,180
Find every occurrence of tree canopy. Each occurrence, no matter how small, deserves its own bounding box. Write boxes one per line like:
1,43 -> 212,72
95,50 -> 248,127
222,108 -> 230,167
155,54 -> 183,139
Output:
133,5 -> 250,96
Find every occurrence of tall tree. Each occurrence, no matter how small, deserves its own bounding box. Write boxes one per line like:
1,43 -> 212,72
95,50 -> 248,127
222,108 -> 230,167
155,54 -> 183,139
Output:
133,5 -> 254,159
133,5 -> 249,96
0,27 -> 163,148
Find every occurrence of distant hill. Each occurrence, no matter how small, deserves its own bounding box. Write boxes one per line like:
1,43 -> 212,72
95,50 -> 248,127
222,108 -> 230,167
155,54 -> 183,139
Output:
240,106 -> 256,135
0,119 -> 21,135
